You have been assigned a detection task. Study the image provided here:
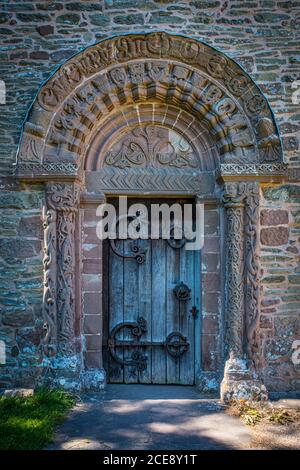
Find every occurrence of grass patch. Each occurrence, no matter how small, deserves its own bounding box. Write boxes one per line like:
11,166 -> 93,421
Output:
0,389 -> 75,450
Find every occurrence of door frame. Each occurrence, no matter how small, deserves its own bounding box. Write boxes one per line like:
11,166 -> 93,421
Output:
101,195 -> 203,385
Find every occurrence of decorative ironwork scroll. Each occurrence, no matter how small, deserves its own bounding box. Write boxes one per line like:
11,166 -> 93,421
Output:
108,317 -> 190,373
109,240 -> 146,264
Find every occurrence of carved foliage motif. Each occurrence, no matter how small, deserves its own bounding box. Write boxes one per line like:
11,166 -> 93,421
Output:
104,125 -> 198,169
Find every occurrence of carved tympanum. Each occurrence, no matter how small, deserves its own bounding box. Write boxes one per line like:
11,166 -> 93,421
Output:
104,126 -> 198,169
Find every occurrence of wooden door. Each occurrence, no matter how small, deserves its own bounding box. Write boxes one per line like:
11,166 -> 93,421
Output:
103,198 -> 201,385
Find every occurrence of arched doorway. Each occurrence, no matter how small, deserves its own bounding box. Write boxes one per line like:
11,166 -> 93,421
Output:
16,33 -> 285,400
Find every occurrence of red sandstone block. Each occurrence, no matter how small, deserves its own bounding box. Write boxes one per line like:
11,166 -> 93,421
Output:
83,226 -> 101,244
260,209 -> 288,226
83,292 -> 101,315
202,236 -> 220,253
83,258 -> 102,274
260,226 -> 289,246
84,352 -> 101,368
84,314 -> 102,334
82,274 -> 102,291
202,273 -> 220,292
203,292 -> 220,313
85,334 -> 102,351
202,315 -> 220,335
83,208 -> 98,225
201,334 -> 219,371
82,243 -> 101,259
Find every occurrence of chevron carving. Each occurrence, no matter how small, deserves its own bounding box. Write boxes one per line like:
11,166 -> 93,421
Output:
86,168 -> 201,192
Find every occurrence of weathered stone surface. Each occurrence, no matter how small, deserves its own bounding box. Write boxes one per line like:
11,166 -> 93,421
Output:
0,192 -> 42,209
17,215 -> 43,238
260,227 -> 289,246
260,209 -> 289,226
0,238 -> 41,259
57,14 -> 81,25
114,14 -> 144,24
88,13 -> 110,26
36,25 -> 54,36
263,185 -> 300,203
80,369 -> 106,391
221,355 -> 268,403
2,310 -> 34,327
29,51 -> 49,60
16,13 -> 51,22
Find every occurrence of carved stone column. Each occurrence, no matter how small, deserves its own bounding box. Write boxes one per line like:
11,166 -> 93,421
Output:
42,206 -> 57,357
222,183 -> 245,359
220,181 -> 268,403
41,182 -> 82,390
46,183 -> 80,353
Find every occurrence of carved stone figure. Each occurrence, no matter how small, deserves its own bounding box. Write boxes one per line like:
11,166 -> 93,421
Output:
256,117 -> 281,162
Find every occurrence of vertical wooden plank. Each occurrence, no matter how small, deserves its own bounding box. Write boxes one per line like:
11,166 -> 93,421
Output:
179,245 -> 195,385
108,240 -> 124,383
151,238 -> 167,384
166,240 -> 180,384
194,248 -> 202,383
123,239 -> 140,383
138,238 -> 152,383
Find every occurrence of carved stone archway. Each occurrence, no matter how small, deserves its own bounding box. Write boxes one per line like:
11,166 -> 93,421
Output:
16,33 -> 285,399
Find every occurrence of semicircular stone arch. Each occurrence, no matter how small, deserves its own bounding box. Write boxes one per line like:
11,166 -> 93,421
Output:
17,32 -> 283,180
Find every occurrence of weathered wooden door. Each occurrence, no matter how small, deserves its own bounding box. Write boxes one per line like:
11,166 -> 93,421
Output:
103,199 -> 201,385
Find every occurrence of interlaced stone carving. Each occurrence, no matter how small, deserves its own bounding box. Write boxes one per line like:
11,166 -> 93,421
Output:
44,183 -> 80,354
244,183 -> 260,366
42,208 -> 57,357
223,182 -> 246,358
104,125 -> 198,169
223,181 -> 261,365
218,162 -> 287,177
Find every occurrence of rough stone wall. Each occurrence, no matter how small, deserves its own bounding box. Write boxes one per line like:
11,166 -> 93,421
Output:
0,181 -> 44,389
0,0 -> 299,392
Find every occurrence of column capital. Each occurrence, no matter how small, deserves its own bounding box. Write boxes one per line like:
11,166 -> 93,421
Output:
45,182 -> 81,212
222,181 -> 259,208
